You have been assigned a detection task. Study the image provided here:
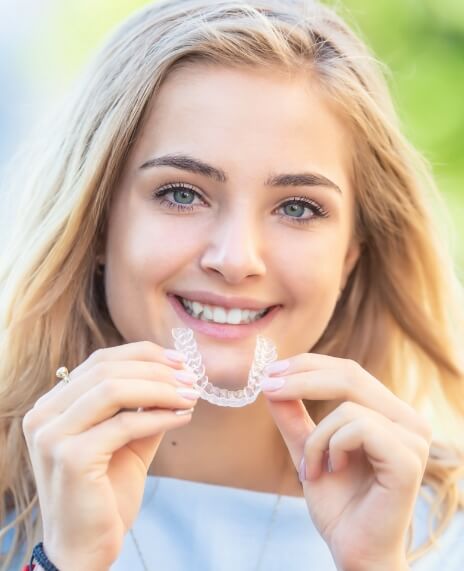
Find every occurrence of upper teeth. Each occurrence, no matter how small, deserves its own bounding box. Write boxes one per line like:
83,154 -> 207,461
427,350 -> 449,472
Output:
180,297 -> 268,325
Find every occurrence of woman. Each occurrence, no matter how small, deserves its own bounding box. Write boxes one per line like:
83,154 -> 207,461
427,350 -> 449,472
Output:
1,0 -> 463,569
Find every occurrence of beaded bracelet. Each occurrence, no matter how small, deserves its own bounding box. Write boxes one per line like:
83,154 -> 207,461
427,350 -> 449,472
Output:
23,541 -> 61,571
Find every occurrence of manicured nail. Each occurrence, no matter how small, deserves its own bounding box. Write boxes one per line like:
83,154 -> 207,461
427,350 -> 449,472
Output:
175,407 -> 195,416
298,457 -> 307,483
176,387 -> 201,400
263,359 -> 289,375
164,349 -> 187,362
327,456 -> 333,473
174,370 -> 197,385
259,376 -> 286,391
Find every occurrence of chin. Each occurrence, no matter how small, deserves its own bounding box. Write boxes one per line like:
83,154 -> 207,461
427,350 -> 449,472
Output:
201,361 -> 251,389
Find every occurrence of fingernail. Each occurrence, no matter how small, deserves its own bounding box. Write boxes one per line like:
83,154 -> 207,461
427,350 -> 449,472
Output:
298,457 -> 307,483
164,349 -> 187,363
176,387 -> 201,400
263,360 -> 289,375
327,456 -> 333,473
259,376 -> 286,391
175,407 -> 195,416
174,370 -> 197,385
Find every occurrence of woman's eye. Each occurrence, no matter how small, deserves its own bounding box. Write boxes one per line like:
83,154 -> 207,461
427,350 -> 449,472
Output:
278,197 -> 329,225
152,183 -> 204,212
152,184 -> 329,225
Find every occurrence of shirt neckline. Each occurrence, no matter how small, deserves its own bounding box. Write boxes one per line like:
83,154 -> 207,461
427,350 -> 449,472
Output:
145,473 -> 306,501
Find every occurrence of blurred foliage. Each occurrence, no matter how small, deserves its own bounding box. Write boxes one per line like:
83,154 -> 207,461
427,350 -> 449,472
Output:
30,0 -> 464,273
338,0 -> 464,275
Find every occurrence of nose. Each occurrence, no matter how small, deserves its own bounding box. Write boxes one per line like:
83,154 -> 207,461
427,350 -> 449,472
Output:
199,207 -> 266,283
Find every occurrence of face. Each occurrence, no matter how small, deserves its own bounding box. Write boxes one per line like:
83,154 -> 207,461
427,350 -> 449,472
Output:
103,64 -> 360,389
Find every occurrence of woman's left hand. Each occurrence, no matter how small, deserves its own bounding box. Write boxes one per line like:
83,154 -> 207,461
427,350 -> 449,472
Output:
260,354 -> 432,571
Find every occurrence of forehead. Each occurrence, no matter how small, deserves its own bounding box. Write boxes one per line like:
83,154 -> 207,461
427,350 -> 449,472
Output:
130,63 -> 353,196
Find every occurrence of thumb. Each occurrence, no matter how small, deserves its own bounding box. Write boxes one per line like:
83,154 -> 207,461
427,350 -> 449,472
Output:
264,397 -> 315,470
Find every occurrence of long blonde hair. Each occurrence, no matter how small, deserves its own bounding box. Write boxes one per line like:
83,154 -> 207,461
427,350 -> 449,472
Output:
1,0 -> 463,568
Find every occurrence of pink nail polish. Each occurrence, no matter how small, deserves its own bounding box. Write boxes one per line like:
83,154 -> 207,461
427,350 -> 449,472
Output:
164,349 -> 187,363
174,407 -> 195,416
298,457 -> 307,483
176,387 -> 201,400
259,376 -> 286,391
327,456 -> 333,473
174,370 -> 197,385
263,359 -> 289,376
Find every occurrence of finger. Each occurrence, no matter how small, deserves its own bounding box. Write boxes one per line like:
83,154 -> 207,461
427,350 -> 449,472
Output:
74,341 -> 189,377
263,353 -> 344,377
330,420 -> 424,492
34,360 -> 197,417
264,397 -> 316,471
49,407 -> 195,474
303,413 -> 425,492
303,402 -> 430,481
261,363 -> 430,439
36,339 -> 191,408
39,379 -> 200,436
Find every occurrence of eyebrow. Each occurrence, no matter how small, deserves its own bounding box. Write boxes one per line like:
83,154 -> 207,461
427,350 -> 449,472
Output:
139,153 -> 342,194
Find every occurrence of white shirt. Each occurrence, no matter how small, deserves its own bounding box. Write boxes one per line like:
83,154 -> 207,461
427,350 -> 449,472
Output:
2,477 -> 464,570
110,476 -> 464,571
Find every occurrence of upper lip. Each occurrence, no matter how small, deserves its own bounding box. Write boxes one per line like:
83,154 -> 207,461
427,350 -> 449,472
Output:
169,290 -> 279,311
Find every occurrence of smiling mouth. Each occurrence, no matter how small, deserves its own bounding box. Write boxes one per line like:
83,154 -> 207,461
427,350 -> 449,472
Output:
175,295 -> 274,325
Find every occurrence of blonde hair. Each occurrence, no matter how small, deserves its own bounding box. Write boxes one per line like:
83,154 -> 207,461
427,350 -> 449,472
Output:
1,0 -> 463,568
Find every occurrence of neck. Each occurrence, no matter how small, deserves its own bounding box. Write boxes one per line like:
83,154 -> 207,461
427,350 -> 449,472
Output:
148,392 -> 303,497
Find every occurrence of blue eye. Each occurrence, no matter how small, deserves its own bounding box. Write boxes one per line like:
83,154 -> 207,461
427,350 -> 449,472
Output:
278,198 -> 329,224
152,183 -> 200,212
152,183 -> 329,225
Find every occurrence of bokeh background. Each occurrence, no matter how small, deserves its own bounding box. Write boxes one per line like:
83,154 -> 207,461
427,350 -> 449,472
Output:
1,0 -> 463,276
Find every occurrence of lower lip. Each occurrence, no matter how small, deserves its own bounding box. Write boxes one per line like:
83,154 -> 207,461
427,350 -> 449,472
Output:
167,295 -> 281,340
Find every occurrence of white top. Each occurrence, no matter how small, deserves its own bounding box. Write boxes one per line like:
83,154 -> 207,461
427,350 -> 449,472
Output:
2,476 -> 464,570
110,476 -> 464,571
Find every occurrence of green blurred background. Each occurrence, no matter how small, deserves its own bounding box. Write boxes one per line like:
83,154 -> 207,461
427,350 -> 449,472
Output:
20,0 -> 464,275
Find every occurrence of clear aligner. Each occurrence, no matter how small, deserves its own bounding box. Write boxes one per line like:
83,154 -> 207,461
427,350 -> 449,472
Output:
171,327 -> 278,407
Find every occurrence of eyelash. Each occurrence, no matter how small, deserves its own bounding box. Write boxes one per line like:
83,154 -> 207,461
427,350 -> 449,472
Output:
151,182 -> 329,225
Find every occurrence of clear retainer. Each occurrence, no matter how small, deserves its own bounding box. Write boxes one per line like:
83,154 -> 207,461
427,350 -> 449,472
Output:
171,327 -> 278,407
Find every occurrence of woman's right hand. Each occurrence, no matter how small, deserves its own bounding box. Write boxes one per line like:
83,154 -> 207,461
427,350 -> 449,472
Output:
22,341 -> 200,571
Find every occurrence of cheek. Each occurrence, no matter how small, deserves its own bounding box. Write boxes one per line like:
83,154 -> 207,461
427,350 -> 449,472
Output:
272,229 -> 345,293
103,204 -> 206,341
107,207 -> 201,286
278,255 -> 343,355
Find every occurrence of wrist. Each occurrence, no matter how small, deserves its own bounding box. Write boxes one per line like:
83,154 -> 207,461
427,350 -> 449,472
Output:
344,561 -> 410,571
34,542 -> 110,571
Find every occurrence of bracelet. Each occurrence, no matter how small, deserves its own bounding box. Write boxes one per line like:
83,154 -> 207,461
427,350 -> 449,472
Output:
26,541 -> 61,571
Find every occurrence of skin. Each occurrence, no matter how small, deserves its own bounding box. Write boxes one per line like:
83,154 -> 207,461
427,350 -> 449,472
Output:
24,65 -> 432,570
103,63 -> 360,495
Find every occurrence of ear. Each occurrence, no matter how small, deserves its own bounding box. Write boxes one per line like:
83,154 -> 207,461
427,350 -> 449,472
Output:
340,238 -> 362,290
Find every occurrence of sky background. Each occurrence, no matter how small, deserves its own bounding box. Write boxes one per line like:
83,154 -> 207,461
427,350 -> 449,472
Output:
0,0 -> 463,276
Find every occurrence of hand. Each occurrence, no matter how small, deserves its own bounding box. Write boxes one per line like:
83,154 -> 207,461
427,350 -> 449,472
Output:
260,354 -> 431,571
22,341 -> 200,571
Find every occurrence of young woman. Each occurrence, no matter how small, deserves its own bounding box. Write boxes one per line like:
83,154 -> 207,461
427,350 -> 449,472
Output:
1,1 -> 463,569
